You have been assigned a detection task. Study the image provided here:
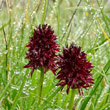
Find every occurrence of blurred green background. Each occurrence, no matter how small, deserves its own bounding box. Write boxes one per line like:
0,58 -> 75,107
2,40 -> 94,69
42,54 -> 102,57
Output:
0,0 -> 110,110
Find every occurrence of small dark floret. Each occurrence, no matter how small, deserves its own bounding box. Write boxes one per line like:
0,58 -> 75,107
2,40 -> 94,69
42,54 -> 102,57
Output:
56,43 -> 94,95
24,24 -> 59,76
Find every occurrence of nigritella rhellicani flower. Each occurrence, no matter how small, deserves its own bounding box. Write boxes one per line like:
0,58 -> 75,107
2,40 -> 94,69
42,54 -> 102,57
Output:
56,43 -> 94,95
24,24 -> 60,76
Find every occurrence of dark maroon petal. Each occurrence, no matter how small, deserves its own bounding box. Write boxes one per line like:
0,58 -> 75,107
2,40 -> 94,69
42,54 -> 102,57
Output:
56,43 -> 94,95
30,68 -> 34,76
24,24 -> 60,76
66,86 -> 70,94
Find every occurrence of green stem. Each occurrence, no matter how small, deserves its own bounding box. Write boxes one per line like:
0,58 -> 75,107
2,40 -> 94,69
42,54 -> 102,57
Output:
69,89 -> 76,110
38,67 -> 44,105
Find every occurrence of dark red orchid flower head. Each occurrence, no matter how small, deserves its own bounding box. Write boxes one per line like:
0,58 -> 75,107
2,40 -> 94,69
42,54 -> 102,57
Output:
56,43 -> 94,95
24,24 -> 59,76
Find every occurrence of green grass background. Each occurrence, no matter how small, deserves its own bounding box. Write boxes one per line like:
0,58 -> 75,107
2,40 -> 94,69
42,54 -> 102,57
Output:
0,0 -> 110,110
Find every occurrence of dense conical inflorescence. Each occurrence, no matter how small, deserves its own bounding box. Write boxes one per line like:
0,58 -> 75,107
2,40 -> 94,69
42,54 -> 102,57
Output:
24,24 -> 59,76
56,43 -> 94,95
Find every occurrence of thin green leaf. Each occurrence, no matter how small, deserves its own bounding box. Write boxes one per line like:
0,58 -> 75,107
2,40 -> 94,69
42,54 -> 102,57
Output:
41,0 -> 48,25
80,59 -> 110,110
38,86 -> 62,109
10,70 -> 28,109
0,74 -> 16,100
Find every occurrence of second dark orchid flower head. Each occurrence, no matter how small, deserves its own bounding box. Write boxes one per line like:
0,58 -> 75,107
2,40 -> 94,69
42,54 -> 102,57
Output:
24,24 -> 59,76
56,43 -> 94,95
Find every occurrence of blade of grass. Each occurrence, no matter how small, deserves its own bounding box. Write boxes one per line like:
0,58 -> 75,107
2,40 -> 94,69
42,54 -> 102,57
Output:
61,0 -> 82,41
0,74 -> 16,100
61,95 -> 69,109
94,83 -> 104,107
0,21 -> 9,31
96,94 -> 109,110
85,0 -> 110,54
80,59 -> 110,110
38,86 -> 62,109
41,0 -> 48,25
97,18 -> 110,42
8,0 -> 42,48
10,70 -> 28,109
99,103 -> 109,110
3,28 -> 8,85
96,0 -> 110,34
87,17 -> 110,53
105,14 -> 110,22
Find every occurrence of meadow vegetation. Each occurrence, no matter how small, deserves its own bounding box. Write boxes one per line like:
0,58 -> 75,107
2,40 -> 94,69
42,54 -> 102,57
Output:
0,0 -> 110,110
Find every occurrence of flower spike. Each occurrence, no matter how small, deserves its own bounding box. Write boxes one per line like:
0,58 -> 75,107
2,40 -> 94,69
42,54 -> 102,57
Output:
24,24 -> 59,76
56,43 -> 94,95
